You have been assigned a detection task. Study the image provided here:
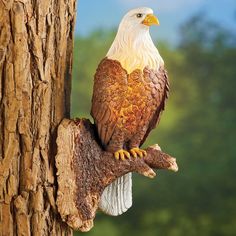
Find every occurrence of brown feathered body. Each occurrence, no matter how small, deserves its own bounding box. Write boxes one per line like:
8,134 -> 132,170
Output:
91,58 -> 169,152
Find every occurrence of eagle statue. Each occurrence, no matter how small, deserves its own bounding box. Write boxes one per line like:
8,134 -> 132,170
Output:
91,7 -> 169,216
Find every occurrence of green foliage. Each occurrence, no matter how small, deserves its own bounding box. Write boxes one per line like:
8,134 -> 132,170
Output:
73,15 -> 236,236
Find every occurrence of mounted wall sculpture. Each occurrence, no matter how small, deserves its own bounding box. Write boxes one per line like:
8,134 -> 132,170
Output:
56,7 -> 178,232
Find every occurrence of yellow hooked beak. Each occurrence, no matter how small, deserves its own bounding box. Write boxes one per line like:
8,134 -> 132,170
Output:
142,14 -> 159,26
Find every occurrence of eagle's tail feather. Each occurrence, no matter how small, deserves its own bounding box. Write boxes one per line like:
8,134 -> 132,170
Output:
99,173 -> 132,216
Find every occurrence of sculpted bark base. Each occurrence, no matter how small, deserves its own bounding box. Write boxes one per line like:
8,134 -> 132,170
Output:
56,119 -> 178,232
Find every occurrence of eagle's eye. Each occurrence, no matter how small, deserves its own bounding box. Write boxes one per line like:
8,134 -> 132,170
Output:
136,13 -> 143,18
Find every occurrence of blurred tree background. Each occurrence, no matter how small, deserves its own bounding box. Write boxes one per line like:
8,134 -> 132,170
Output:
72,13 -> 236,236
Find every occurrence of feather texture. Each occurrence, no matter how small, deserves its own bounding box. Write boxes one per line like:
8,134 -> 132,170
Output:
99,173 -> 132,216
91,7 -> 170,216
106,8 -> 164,73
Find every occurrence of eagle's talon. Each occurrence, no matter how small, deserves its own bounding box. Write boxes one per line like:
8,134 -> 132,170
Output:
114,150 -> 130,160
142,150 -> 147,157
120,152 -> 125,161
130,148 -> 147,158
114,152 -> 120,160
131,150 -> 138,158
125,151 -> 131,159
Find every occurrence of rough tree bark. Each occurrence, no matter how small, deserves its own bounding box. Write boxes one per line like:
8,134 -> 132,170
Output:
0,0 -> 76,235
56,119 -> 178,232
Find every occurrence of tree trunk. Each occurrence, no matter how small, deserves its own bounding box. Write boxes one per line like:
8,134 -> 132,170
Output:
0,0 -> 76,235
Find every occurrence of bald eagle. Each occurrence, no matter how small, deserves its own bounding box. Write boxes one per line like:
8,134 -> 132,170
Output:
91,7 -> 169,216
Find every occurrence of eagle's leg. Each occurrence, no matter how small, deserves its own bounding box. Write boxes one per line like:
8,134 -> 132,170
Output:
128,127 -> 148,158
130,148 -> 147,158
114,150 -> 131,160
106,129 -> 130,160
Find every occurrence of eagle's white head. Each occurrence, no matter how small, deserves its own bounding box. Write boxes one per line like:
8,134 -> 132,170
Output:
107,7 -> 164,73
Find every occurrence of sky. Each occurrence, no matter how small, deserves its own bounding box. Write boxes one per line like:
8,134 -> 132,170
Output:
75,0 -> 236,44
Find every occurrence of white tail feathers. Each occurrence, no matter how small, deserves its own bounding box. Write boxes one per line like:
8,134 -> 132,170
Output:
99,173 -> 132,216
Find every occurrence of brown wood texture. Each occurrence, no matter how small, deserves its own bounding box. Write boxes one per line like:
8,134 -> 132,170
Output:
0,0 -> 76,235
56,119 -> 178,232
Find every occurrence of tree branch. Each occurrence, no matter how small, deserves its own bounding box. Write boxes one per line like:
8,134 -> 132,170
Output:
55,118 -> 178,232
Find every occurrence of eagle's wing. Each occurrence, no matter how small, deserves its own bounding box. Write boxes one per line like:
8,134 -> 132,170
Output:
91,58 -> 131,216
91,58 -> 128,146
140,67 -> 169,146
